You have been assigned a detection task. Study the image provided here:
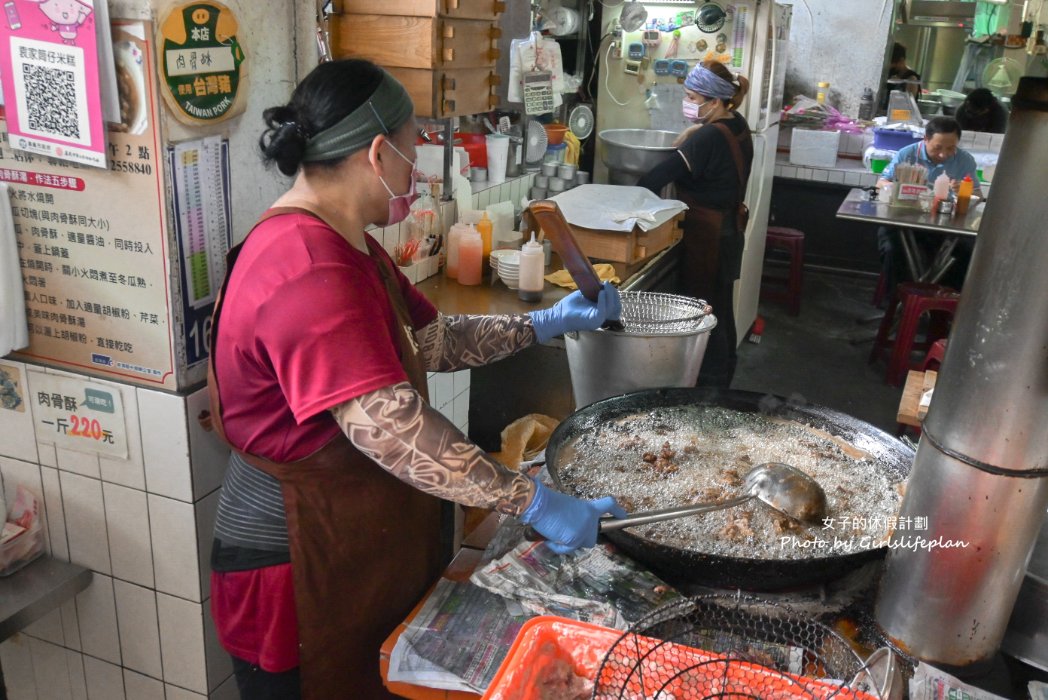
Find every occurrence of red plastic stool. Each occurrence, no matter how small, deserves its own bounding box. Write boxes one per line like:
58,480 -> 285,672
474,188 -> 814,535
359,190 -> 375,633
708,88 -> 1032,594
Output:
869,282 -> 960,386
921,338 -> 948,371
761,227 -> 805,316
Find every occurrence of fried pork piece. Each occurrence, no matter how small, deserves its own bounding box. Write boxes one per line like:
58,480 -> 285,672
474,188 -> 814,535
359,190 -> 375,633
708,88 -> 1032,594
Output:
682,445 -> 699,455
530,642 -> 592,700
642,452 -> 657,463
773,515 -> 805,535
720,511 -> 755,541
619,434 -> 644,449
691,487 -> 725,503
659,441 -> 676,460
719,468 -> 743,487
617,495 -> 636,512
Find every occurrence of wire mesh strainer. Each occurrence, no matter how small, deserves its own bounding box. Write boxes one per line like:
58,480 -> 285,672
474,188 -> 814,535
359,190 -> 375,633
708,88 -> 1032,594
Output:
592,593 -> 880,699
617,292 -> 713,335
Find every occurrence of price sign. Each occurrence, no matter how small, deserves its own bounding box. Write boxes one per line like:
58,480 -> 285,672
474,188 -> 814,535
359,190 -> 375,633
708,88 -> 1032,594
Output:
28,369 -> 128,459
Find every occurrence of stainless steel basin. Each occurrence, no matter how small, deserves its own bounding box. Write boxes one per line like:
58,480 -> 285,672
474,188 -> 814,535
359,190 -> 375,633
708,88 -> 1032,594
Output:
599,129 -> 679,185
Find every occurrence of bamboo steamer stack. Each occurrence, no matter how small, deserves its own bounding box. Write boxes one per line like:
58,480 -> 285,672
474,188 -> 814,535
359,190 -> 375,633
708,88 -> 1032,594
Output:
326,0 -> 505,118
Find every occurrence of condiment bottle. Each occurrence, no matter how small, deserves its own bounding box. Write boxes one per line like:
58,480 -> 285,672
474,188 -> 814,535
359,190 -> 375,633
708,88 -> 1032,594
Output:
517,232 -> 545,303
457,225 -> 483,286
445,224 -> 465,279
816,81 -> 830,105
477,211 -> 493,265
955,175 -> 974,215
858,87 -> 875,121
932,172 -> 951,210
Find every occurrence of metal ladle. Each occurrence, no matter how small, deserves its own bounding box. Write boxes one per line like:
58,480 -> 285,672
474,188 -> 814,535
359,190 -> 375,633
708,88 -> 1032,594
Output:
599,462 -> 829,531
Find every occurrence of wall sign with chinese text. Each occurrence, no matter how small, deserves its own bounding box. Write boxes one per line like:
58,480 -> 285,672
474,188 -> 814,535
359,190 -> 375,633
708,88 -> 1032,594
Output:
0,0 -> 110,168
169,136 -> 231,368
8,21 -> 177,390
28,368 -> 128,458
158,2 -> 246,125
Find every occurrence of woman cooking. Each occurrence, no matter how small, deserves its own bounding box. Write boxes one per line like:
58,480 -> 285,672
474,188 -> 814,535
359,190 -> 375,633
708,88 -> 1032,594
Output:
638,61 -> 753,389
206,59 -> 625,699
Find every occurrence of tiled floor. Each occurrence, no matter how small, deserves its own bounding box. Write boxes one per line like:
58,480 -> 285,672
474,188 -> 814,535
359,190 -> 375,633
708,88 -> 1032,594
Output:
735,269 -> 904,436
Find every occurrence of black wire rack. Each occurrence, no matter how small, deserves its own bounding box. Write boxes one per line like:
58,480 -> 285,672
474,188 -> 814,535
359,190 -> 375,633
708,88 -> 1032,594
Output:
591,593 -> 883,700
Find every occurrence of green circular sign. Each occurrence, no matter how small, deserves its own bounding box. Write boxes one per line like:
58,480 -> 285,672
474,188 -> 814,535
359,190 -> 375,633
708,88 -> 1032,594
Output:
160,2 -> 246,124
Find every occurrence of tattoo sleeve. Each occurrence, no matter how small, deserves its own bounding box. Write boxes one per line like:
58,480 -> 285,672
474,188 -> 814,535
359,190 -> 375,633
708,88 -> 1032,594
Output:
415,312 -> 537,372
331,382 -> 535,515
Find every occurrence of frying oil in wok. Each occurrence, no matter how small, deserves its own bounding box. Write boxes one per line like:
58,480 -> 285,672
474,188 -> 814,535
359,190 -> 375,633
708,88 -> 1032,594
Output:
556,406 -> 903,561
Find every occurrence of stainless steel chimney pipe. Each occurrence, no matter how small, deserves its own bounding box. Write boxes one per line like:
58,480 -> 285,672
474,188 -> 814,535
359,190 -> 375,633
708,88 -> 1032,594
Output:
874,77 -> 1048,668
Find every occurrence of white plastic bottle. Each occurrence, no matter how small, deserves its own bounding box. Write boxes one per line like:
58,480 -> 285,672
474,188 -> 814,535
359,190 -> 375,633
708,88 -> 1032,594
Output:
517,232 -> 545,303
457,226 -> 483,286
445,223 -> 466,279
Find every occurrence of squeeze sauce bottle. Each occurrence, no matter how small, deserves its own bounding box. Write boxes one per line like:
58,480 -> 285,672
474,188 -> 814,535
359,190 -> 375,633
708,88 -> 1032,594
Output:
517,232 -> 545,303
477,211 -> 493,265
445,223 -> 465,279
955,175 -> 974,215
457,226 -> 483,286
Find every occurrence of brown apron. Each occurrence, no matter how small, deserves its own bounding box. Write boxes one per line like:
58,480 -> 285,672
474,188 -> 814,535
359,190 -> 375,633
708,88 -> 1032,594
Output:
676,121 -> 751,302
202,207 -> 448,698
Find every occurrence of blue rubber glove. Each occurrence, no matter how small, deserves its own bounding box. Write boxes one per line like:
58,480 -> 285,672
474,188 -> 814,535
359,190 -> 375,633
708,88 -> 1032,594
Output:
520,479 -> 627,554
528,282 -> 622,344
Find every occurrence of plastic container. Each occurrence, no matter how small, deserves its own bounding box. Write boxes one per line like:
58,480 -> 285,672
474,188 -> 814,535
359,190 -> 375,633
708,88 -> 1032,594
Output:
482,616 -> 878,700
816,81 -> 830,105
863,146 -> 897,174
543,123 -> 569,145
544,142 -> 568,164
955,175 -> 974,215
872,127 -> 922,151
485,134 -> 510,184
457,226 -> 483,285
445,223 -> 468,279
517,233 -> 545,303
477,211 -> 493,263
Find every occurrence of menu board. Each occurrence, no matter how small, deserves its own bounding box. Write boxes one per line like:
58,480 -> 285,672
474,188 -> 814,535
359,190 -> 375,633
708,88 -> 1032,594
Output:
8,20 -> 177,390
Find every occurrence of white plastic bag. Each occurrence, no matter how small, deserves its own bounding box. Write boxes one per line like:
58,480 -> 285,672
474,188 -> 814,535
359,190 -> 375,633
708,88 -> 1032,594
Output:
1,485 -> 45,576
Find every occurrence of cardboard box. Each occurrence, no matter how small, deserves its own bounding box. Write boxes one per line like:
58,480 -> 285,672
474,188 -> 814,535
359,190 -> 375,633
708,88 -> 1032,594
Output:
789,129 -> 841,168
564,213 -> 684,265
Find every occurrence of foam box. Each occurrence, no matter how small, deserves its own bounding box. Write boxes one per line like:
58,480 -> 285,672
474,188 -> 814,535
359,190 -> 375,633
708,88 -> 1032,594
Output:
789,129 -> 841,168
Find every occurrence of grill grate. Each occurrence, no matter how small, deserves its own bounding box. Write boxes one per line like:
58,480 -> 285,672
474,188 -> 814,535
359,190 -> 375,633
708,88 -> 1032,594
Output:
618,291 -> 714,335
593,593 -> 882,699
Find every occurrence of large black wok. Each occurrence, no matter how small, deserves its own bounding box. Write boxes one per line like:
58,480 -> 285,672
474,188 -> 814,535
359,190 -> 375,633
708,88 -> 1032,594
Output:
545,387 -> 915,590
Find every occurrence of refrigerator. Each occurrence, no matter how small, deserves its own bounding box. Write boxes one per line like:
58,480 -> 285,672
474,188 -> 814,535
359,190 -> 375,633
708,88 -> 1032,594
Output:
595,1 -> 792,344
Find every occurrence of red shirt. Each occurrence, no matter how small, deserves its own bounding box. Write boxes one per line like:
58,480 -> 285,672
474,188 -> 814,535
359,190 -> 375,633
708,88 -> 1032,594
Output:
210,212 -> 437,671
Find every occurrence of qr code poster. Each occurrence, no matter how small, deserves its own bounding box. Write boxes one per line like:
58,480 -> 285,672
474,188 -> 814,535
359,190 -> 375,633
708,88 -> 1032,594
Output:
0,0 -> 108,169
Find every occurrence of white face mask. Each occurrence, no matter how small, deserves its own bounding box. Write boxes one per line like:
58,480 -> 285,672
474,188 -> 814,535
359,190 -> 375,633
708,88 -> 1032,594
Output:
682,98 -> 715,124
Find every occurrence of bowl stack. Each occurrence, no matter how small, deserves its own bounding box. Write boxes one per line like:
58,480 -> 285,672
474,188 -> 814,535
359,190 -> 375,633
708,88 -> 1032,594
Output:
491,249 -> 520,289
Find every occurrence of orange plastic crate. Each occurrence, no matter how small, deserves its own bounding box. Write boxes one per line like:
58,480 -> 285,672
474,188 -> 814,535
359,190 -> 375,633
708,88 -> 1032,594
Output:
482,616 -> 878,700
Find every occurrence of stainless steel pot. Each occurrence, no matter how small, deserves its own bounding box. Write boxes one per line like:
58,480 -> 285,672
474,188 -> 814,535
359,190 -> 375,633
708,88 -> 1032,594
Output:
565,316 -> 715,408
1001,511 -> 1048,671
564,292 -> 716,408
598,129 -> 679,185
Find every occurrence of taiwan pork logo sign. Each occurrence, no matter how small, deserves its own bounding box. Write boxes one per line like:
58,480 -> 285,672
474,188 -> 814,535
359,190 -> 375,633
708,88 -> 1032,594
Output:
158,1 -> 245,124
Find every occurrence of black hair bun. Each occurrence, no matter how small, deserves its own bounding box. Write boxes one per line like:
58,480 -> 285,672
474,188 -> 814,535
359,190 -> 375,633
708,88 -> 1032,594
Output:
260,105 -> 309,176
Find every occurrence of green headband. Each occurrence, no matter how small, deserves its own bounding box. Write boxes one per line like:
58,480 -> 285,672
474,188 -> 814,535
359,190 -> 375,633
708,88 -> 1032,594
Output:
302,72 -> 414,162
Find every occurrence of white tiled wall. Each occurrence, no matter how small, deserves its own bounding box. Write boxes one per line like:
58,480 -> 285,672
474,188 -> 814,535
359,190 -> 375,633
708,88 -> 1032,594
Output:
1,347 -> 476,699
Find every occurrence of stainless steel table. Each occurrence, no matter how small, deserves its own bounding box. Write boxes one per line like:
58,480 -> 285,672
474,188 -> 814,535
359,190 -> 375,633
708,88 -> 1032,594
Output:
0,556 -> 91,641
835,188 -> 983,284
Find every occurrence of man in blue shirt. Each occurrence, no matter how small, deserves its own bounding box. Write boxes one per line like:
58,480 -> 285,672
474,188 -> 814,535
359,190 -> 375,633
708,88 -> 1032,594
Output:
876,116 -> 980,295
877,116 -> 981,194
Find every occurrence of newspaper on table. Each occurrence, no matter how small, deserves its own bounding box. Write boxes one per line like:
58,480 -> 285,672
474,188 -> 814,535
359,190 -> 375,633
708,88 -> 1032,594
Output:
470,535 -> 681,629
908,661 -> 1010,700
388,517 -> 684,693
387,577 -> 530,692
